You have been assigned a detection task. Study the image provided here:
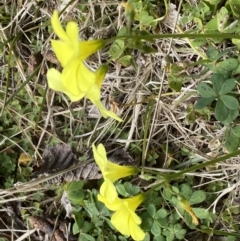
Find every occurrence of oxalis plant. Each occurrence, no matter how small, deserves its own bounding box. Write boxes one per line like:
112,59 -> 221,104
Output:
7,1 -> 240,241
195,47 -> 240,152
42,3 -> 240,241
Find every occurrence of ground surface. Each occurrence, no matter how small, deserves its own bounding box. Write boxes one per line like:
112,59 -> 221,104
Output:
1,0 -> 240,241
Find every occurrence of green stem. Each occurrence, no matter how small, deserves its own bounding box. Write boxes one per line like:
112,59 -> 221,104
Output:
106,33 -> 240,44
167,149 -> 240,181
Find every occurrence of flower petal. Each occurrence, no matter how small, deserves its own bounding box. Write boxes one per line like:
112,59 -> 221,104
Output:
95,64 -> 108,89
76,63 -> 96,93
126,193 -> 145,211
78,39 -> 106,60
92,143 -> 107,170
99,179 -> 118,203
66,21 -> 78,45
103,161 -> 138,182
88,98 -> 123,121
62,59 -> 82,96
51,10 -> 69,42
47,68 -> 85,101
111,207 -> 131,236
51,40 -> 75,67
47,68 -> 65,91
129,218 -> 145,241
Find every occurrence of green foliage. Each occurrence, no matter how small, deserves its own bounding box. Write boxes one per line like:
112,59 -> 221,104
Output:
196,73 -> 238,124
181,1 -> 240,48
140,184 -> 213,241
64,181 -> 86,205
195,46 -> 240,152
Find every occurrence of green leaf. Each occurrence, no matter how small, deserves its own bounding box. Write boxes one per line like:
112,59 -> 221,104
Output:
191,38 -> 207,47
195,97 -> 215,109
79,233 -> 95,241
151,221 -> 161,236
68,190 -> 85,204
232,126 -> 240,138
230,0 -> 240,18
217,58 -> 239,72
116,183 -> 127,197
147,204 -> 156,217
180,184 -> 193,199
197,82 -> 217,97
189,190 -> 206,205
64,180 -> 85,192
153,235 -> 166,241
211,73 -> 225,93
222,20 -> 240,33
192,208 -> 210,219
73,212 -> 84,234
232,39 -> 240,49
215,99 -> 229,121
162,230 -> 174,241
139,10 -> 155,26
162,188 -> 172,200
141,212 -> 153,230
175,229 -> 187,240
109,39 -> 125,59
117,55 -> 132,67
224,129 -> 240,153
168,75 -> 182,92
220,95 -> 239,110
206,47 -> 219,61
155,209 -> 168,219
219,78 -> 236,95
217,7 -> 229,32
221,109 -> 239,126
124,182 -> 140,195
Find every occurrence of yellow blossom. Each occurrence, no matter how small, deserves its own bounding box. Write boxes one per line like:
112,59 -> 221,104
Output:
92,143 -> 138,201
48,11 -> 121,121
51,10 -> 105,67
98,188 -> 145,241
47,61 -> 122,121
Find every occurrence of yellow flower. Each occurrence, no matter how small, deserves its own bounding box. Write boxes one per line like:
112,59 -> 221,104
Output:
51,10 -> 105,67
47,61 -> 122,121
92,143 -> 138,200
98,189 -> 145,241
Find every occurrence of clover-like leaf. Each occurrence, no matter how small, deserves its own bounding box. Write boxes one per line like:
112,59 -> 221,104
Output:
189,190 -> 206,205
221,109 -> 239,126
155,209 -> 168,219
211,73 -> 225,93
224,129 -> 240,153
215,99 -> 229,121
192,208 -> 210,219
232,126 -> 240,138
219,78 -> 236,95
147,204 -> 156,218
195,96 -> 215,109
197,82 -> 217,97
220,95 -> 239,110
217,7 -> 229,32
216,58 -> 239,72
206,46 -> 219,61
180,184 -> 193,200
151,221 -> 161,236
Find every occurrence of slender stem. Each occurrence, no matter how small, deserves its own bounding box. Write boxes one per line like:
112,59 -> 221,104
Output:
106,33 -> 240,44
167,149 -> 240,181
